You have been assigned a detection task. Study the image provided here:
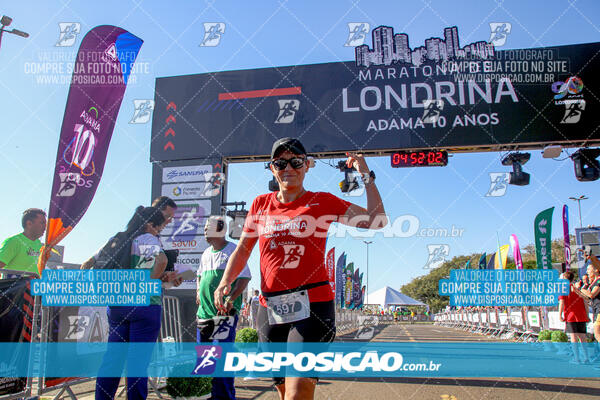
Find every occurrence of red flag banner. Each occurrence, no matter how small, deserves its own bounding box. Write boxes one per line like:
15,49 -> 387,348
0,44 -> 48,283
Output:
326,247 -> 335,295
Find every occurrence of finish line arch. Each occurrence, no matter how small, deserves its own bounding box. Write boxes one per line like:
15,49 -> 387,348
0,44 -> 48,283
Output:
148,37 -> 600,339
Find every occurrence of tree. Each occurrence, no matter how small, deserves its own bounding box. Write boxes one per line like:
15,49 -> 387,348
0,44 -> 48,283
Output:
399,235 -> 576,313
523,235 -> 576,265
400,255 -> 467,313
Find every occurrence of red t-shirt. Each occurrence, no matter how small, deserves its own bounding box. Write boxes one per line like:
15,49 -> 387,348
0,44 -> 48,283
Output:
559,285 -> 589,322
243,191 -> 352,306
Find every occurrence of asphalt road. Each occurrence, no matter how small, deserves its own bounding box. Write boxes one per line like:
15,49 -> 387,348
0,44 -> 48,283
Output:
231,324 -> 600,400
45,323 -> 600,399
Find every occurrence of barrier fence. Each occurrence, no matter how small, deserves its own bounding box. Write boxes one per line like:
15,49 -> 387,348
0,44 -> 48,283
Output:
1,271 -> 430,399
0,273 -> 188,400
434,307 -> 595,341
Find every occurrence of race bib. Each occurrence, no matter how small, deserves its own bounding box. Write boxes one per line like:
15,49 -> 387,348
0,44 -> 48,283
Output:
265,290 -> 310,325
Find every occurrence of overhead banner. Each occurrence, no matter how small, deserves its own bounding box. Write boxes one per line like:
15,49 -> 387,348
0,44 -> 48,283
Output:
535,207 -> 555,269
151,25 -> 600,161
39,26 -> 143,273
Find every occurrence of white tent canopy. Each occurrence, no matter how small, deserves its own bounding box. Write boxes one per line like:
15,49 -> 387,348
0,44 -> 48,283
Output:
365,286 -> 426,308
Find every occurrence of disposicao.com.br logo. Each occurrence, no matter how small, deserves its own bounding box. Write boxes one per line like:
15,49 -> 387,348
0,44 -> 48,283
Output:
222,351 -> 441,374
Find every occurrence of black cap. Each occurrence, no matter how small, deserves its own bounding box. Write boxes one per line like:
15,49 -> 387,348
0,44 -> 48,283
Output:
270,137 -> 306,158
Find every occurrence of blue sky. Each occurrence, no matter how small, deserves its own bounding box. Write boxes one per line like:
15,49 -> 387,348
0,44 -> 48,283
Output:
1,0 -> 600,295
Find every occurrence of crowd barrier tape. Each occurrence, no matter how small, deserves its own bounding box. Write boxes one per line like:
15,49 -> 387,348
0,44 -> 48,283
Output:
434,307 -> 595,340
1,272 -> 434,398
0,273 -> 187,400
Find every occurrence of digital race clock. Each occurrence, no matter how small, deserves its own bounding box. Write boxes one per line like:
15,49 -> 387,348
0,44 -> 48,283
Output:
390,150 -> 448,168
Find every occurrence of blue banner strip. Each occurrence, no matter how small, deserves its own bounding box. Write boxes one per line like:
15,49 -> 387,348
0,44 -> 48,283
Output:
1,342 -> 599,378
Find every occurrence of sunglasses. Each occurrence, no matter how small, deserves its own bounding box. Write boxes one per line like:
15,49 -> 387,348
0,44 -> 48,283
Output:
271,157 -> 306,171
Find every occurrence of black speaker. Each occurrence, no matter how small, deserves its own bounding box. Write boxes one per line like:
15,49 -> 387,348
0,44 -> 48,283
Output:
508,163 -> 530,186
572,149 -> 600,182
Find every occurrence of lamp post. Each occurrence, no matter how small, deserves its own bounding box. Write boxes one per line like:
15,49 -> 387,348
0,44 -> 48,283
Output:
569,195 -> 588,228
0,16 -> 29,51
363,241 -> 372,304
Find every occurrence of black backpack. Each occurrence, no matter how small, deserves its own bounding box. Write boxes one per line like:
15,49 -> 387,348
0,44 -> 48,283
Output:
94,232 -> 137,269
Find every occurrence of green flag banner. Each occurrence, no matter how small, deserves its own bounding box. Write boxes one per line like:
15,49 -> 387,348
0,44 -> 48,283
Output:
534,207 -> 554,270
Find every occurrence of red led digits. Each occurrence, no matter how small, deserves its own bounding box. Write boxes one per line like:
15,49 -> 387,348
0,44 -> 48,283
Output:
390,150 -> 448,168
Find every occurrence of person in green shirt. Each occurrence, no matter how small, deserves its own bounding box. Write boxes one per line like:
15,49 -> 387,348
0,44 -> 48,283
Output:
196,216 -> 250,400
0,208 -> 46,276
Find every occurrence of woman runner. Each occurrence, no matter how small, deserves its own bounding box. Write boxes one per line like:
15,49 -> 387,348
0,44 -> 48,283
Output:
214,137 -> 387,400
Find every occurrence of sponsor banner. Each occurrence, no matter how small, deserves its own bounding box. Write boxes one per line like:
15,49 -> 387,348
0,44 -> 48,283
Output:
161,200 -> 211,238
162,179 -> 223,200
534,207 -> 554,269
173,253 -> 202,290
574,227 -> 600,278
162,165 -> 213,184
163,235 -> 210,253
547,310 -> 565,330
41,26 -> 143,273
151,33 -> 600,161
174,253 -> 202,269
509,311 -> 523,327
527,311 -> 540,328
2,342 -> 600,378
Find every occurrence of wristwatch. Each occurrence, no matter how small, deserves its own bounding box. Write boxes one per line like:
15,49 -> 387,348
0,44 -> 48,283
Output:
362,170 -> 376,185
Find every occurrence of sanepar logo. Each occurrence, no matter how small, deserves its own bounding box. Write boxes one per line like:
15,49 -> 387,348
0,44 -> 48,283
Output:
166,170 -> 205,180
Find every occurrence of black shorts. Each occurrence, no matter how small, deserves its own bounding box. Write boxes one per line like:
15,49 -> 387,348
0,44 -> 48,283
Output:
256,300 -> 335,385
565,321 -> 588,334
